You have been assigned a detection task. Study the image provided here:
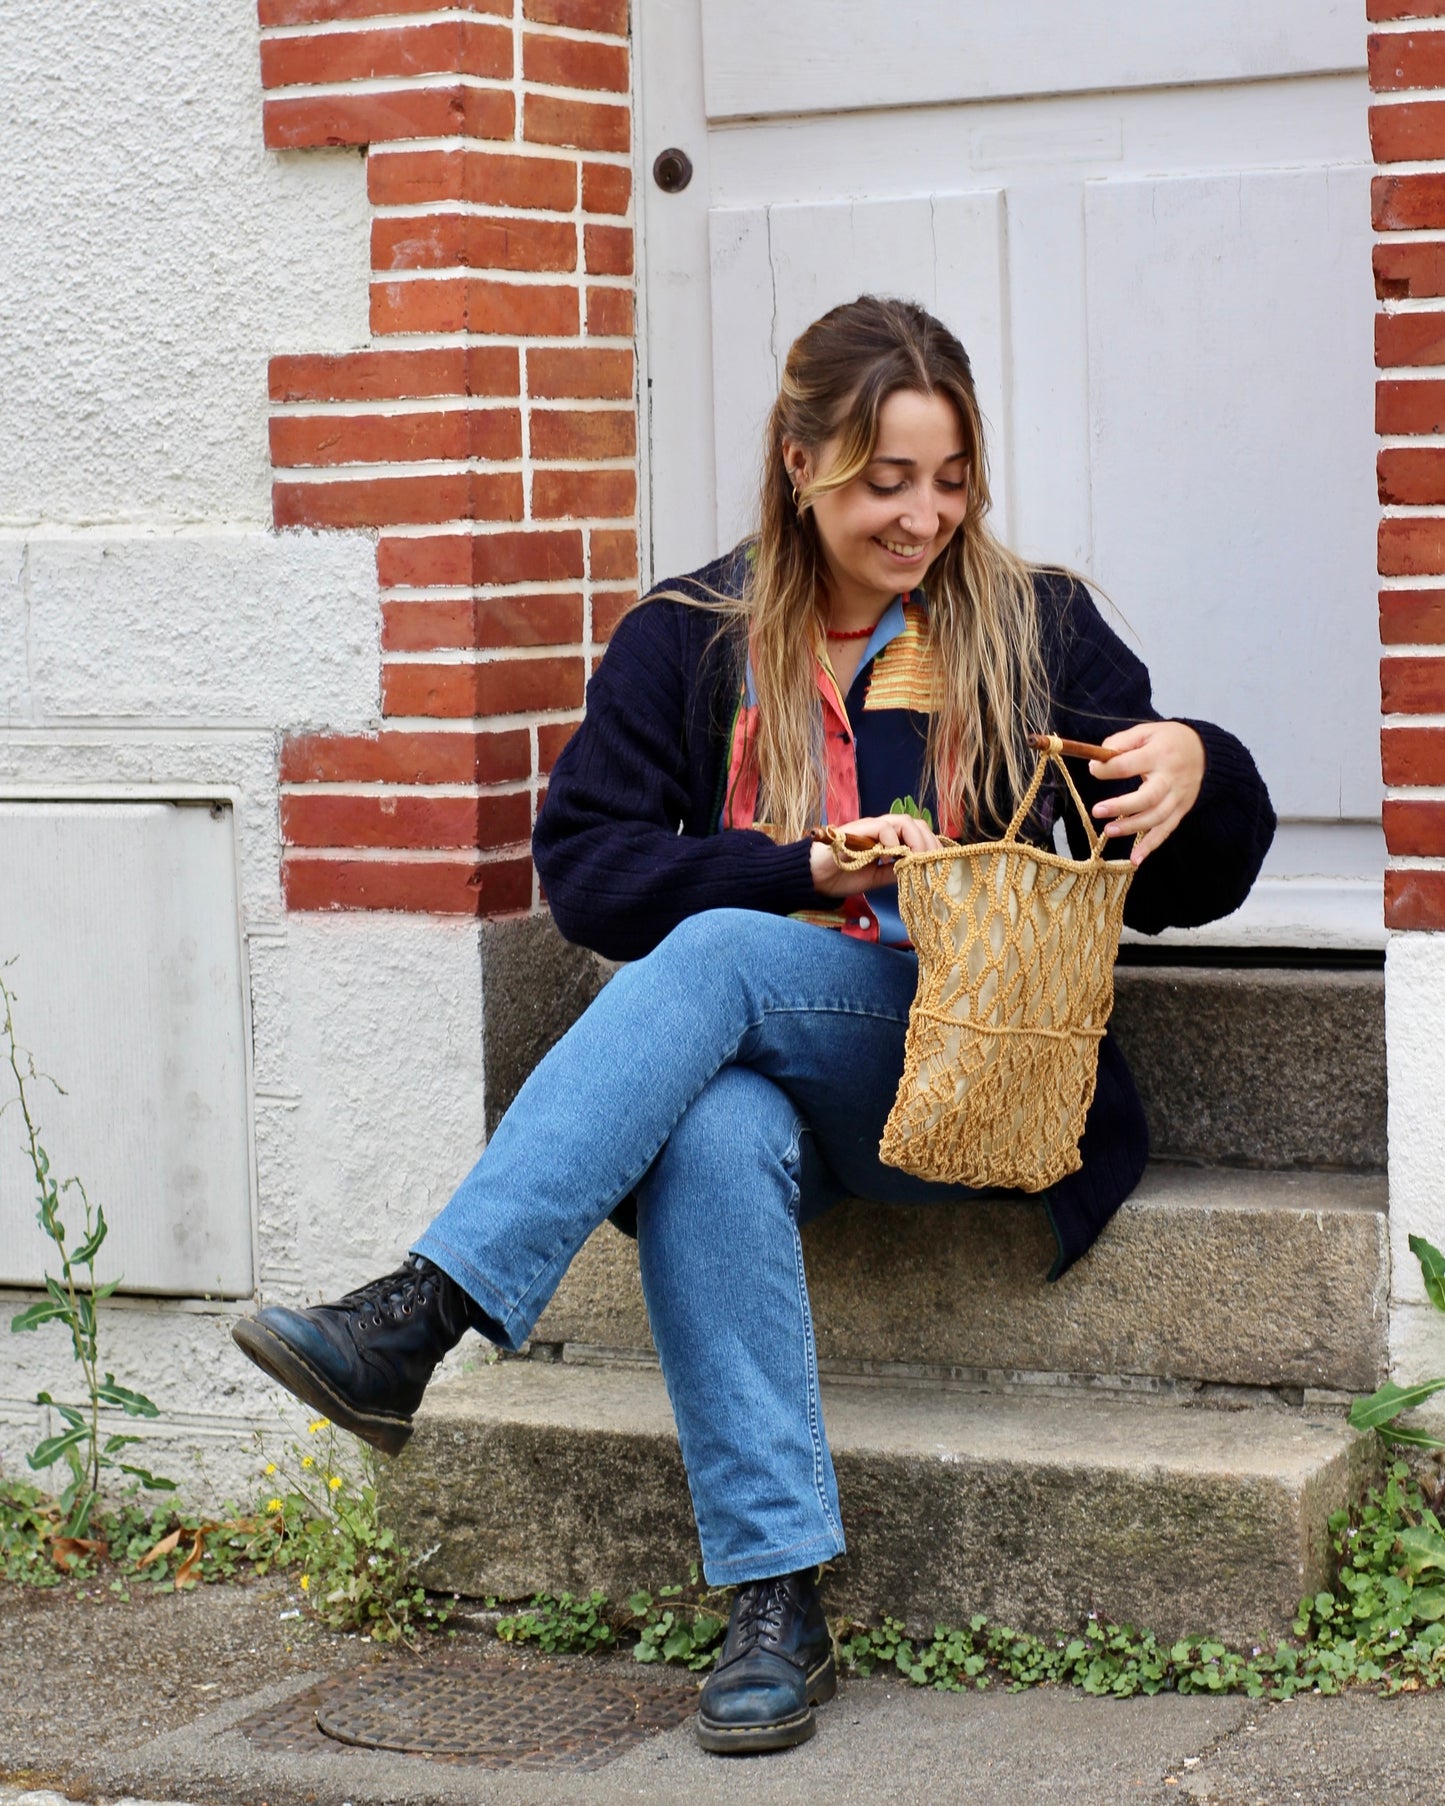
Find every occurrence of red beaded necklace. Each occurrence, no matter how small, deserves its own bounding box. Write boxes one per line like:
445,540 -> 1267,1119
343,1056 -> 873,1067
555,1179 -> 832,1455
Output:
823,591 -> 910,641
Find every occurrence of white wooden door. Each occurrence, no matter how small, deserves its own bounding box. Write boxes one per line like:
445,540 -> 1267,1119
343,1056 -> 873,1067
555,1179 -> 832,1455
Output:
638,0 -> 1380,949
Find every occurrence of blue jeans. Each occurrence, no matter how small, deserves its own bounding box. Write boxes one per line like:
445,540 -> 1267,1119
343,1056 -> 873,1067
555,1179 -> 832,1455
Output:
413,908 -> 981,1586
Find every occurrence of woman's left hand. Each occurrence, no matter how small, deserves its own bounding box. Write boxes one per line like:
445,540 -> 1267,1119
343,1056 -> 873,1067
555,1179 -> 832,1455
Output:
1088,721 -> 1206,866
809,811 -> 942,897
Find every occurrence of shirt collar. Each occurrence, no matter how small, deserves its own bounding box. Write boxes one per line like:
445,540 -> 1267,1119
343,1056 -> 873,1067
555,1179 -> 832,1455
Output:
743,590 -> 919,707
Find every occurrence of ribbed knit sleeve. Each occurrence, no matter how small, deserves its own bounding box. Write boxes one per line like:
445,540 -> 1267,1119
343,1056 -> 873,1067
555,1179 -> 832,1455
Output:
532,598 -> 824,961
1039,573 -> 1277,934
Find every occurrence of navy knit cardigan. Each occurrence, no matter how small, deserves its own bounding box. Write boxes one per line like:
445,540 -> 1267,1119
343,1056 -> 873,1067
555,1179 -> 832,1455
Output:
533,552 -> 1277,1275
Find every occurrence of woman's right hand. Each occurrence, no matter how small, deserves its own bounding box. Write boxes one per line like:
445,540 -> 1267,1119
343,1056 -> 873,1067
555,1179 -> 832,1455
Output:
808,813 -> 942,898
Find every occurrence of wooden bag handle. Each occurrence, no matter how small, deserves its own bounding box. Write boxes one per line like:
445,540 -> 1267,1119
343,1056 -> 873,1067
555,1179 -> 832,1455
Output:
808,735 -> 1117,853
1025,733 -> 1116,764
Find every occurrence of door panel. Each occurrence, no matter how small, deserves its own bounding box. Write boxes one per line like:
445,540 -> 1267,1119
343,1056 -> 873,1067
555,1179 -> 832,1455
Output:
700,0 -> 1362,121
709,194 -> 1007,550
1084,166 -> 1378,821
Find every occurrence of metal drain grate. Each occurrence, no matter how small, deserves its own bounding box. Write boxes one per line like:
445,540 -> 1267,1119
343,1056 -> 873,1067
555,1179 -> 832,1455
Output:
235,1657 -> 697,1772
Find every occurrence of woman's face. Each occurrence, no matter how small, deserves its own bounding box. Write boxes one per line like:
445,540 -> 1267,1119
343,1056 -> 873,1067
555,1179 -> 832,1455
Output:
786,388 -> 970,620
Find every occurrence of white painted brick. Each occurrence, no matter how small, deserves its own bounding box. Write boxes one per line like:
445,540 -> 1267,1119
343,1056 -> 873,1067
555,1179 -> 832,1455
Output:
0,540 -> 30,722
1391,1302 -> 1445,1404
1387,931 -> 1445,1379
21,530 -> 377,727
0,730 -> 282,921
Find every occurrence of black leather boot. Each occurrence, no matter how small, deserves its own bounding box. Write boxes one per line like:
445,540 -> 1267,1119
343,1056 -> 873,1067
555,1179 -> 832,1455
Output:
231,1255 -> 487,1455
695,1568 -> 836,1754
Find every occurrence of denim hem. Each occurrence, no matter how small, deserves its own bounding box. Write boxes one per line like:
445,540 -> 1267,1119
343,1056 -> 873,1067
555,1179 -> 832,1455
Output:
703,1532 -> 847,1588
409,1233 -> 529,1352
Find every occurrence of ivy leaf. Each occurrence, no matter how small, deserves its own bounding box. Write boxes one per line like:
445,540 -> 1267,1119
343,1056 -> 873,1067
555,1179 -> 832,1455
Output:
1402,1585 -> 1445,1622
1349,1377 -> 1445,1432
1409,1234 -> 1445,1314
1397,1527 -> 1445,1579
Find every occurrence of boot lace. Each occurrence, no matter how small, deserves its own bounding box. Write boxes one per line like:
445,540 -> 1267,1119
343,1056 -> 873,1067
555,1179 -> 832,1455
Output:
731,1576 -> 794,1654
336,1257 -> 438,1329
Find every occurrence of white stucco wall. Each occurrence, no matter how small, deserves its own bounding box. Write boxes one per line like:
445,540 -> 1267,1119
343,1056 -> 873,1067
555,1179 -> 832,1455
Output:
1386,933 -> 1445,1399
0,1 -> 369,525
0,532 -> 378,725
0,3 -> 489,1499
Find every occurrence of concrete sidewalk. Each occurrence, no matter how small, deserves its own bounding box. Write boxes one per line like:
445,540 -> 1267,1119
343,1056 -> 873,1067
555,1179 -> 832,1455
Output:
4,1577 -> 1438,1805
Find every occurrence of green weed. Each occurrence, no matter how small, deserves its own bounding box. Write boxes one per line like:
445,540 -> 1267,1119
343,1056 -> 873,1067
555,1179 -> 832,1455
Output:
2,965 -> 173,1535
480,1463 -> 1445,1696
496,1568 -> 728,1670
1350,1234 -> 1445,1452
225,1419 -> 450,1643
0,1418 -> 447,1645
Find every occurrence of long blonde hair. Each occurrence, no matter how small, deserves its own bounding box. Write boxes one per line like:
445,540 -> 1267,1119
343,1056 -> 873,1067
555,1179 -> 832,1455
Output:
664,297 -> 1050,839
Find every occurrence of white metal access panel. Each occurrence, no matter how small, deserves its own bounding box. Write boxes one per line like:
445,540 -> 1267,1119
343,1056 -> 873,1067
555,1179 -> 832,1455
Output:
0,802 -> 253,1297
638,0 -> 1381,948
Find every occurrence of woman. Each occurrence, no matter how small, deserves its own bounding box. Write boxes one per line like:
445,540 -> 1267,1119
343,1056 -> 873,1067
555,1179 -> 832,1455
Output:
233,297 -> 1275,1754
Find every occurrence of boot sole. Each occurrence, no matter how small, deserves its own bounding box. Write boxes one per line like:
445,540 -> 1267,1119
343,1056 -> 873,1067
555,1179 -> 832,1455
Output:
231,1318 -> 414,1457
694,1650 -> 837,1755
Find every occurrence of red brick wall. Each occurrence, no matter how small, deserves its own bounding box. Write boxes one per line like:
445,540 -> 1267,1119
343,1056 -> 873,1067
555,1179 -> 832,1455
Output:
259,0 -> 637,915
1373,0 -> 1445,928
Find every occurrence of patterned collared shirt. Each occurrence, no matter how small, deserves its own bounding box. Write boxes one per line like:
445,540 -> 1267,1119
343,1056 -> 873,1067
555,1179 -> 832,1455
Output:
718,590 -> 951,946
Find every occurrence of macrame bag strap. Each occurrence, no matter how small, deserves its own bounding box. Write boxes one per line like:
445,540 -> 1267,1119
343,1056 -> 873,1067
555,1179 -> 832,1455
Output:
811,733 -> 1117,868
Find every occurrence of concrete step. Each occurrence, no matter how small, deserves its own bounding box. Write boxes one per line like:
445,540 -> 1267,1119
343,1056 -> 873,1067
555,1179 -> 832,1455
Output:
481,919 -> 1386,1168
1109,963 -> 1385,1169
381,1359 -> 1378,1643
533,1166 -> 1389,1395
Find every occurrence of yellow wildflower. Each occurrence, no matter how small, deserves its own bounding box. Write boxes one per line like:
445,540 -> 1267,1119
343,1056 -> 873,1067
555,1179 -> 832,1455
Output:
266,1497 -> 283,1513
328,1475 -> 342,1491
299,1575 -> 310,1592
263,1462 -> 277,1476
300,1455 -> 314,1469
308,1418 -> 327,1434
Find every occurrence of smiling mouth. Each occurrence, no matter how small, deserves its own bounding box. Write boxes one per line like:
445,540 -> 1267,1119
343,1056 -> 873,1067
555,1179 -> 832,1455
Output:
876,537 -> 926,558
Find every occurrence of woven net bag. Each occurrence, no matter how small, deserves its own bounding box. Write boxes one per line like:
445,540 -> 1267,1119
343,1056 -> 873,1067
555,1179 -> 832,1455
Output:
826,735 -> 1134,1193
